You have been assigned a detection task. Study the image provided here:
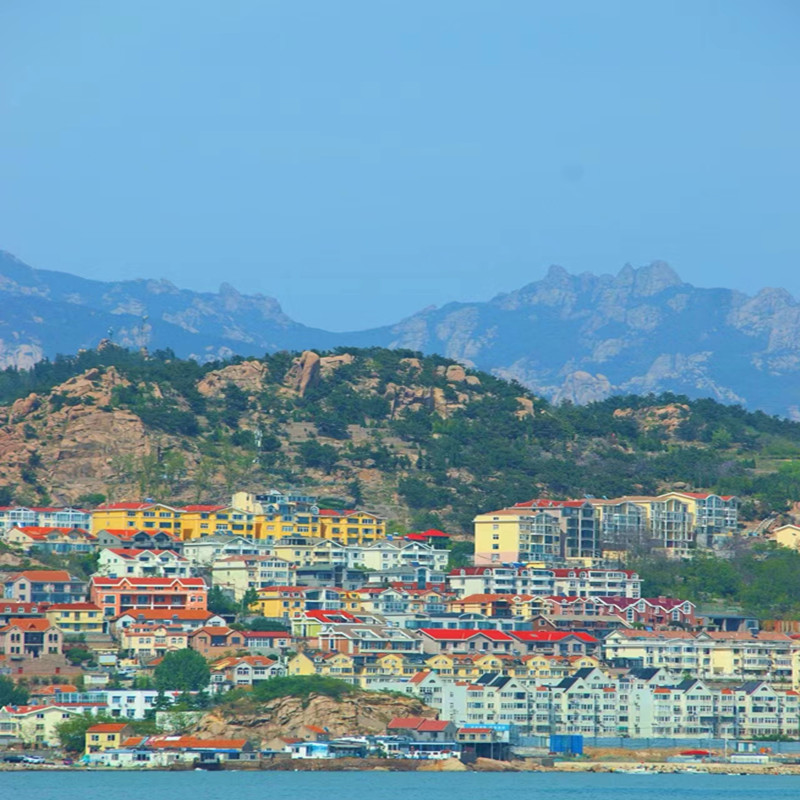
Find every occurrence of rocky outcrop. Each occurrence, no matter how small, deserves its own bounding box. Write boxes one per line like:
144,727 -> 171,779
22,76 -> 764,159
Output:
320,353 -> 355,375
197,360 -> 268,397
192,691 -> 435,749
554,371 -> 612,405
285,351 -> 321,396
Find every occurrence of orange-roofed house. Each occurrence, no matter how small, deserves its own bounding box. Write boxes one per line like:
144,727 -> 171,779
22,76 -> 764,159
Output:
85,722 -> 133,753
28,684 -> 78,700
3,570 -> 87,605
90,576 -> 207,618
4,526 -> 96,555
188,626 -> 245,658
0,617 -> 63,658
119,624 -> 191,659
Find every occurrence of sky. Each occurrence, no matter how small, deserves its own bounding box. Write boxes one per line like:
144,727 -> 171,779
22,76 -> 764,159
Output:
1,1 -> 798,331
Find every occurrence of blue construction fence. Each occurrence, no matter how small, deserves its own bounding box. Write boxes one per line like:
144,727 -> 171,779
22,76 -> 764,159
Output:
519,736 -> 800,754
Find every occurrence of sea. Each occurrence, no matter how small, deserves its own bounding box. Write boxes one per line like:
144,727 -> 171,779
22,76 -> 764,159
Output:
2,771 -> 798,800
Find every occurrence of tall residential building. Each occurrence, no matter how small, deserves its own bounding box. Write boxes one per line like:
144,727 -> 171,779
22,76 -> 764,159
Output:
474,499 -> 599,565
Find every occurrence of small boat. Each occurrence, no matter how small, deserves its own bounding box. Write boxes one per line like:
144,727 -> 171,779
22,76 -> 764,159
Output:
616,766 -> 654,774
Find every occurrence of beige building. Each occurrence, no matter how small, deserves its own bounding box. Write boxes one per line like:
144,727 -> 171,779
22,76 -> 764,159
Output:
773,525 -> 800,550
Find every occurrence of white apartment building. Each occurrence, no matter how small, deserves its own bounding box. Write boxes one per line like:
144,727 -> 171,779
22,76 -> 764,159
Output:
345,539 -> 449,573
0,505 -> 91,531
97,548 -> 192,579
447,567 -> 641,599
211,555 -> 296,600
181,535 -> 269,567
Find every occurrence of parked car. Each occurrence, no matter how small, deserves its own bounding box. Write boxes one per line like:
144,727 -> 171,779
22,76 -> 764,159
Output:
2,754 -> 25,763
22,754 -> 46,764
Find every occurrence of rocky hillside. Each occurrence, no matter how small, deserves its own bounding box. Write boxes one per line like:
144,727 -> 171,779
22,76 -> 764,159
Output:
194,690 -> 434,750
3,345 -> 800,533
3,250 -> 800,417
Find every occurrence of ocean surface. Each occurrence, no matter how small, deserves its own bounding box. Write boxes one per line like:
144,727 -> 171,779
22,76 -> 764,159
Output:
2,771 -> 799,800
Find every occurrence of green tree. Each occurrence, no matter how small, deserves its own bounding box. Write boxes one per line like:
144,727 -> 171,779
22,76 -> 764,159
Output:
154,649 -> 210,692
246,617 -> 289,632
0,676 -> 28,706
240,588 -> 259,614
207,586 -> 237,616
75,492 -> 106,507
56,712 -> 115,753
298,440 -> 339,473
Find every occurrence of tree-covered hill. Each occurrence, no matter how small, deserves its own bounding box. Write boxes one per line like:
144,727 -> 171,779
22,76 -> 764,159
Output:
1,344 -> 800,533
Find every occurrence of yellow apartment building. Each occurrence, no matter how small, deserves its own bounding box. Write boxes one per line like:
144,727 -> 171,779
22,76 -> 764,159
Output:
45,603 -> 105,635
178,505 -> 259,540
90,502 -> 182,535
318,510 -> 386,545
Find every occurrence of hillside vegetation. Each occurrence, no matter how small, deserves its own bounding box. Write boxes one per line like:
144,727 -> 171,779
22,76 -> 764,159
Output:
1,345 -> 800,533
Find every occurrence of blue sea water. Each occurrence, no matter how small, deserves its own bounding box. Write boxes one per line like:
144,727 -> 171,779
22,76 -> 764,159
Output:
0,771 -> 796,800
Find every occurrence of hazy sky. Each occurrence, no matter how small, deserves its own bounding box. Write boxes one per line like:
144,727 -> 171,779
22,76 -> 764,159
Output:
1,2 -> 798,330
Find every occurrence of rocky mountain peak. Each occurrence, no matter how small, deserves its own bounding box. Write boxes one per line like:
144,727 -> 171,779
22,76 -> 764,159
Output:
614,261 -> 683,296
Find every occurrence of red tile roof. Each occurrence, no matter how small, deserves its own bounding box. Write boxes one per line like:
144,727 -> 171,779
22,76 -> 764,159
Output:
510,630 -> 598,643
91,576 -> 205,587
115,609 -> 217,621
2,617 -> 55,632
88,723 -> 130,733
416,719 -> 451,732
12,570 -> 74,582
419,628 -> 513,642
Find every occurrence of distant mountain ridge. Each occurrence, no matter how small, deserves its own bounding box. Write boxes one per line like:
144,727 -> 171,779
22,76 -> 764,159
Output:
2,249 -> 800,416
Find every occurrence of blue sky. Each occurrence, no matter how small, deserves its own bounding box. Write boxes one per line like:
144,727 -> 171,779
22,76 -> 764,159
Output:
1,1 -> 798,330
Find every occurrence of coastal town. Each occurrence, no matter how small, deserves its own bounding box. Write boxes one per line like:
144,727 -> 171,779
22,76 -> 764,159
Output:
2,488 -> 800,769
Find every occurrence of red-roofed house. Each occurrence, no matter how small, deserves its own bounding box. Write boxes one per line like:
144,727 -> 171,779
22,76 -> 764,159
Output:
90,576 -> 207,617
387,715 -> 457,742
404,529 -> 451,550
0,601 -> 49,625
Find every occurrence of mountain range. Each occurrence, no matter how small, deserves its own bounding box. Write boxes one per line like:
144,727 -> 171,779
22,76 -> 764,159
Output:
2,249 -> 800,417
